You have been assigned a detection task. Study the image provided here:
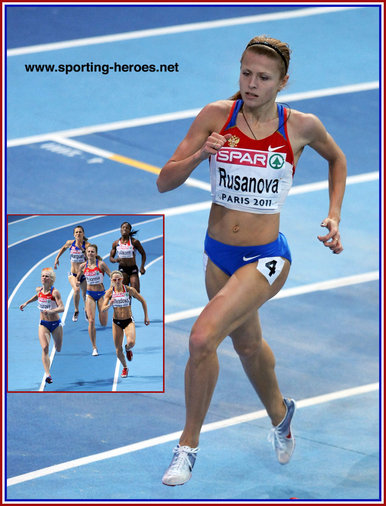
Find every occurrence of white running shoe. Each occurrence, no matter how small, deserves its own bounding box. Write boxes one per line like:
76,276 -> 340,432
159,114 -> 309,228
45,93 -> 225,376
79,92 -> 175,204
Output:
72,311 -> 79,322
162,444 -> 199,486
92,348 -> 99,356
268,398 -> 296,464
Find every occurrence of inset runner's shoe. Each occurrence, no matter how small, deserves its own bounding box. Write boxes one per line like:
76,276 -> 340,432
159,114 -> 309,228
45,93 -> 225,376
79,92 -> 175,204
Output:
268,398 -> 296,464
125,344 -> 133,361
72,311 -> 79,322
162,444 -> 199,486
45,375 -> 53,384
121,367 -> 128,378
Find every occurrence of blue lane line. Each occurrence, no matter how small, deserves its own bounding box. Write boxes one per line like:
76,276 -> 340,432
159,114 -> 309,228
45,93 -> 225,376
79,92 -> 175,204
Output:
6,280 -> 378,493
7,8 -> 379,138
6,89 -> 379,215
6,5 -> 301,49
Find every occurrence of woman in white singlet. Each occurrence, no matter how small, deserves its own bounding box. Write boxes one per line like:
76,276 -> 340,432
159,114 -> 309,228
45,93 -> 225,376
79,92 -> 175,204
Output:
77,244 -> 111,356
158,35 -> 347,486
109,221 -> 146,292
19,267 -> 64,384
101,270 -> 150,378
54,225 -> 90,322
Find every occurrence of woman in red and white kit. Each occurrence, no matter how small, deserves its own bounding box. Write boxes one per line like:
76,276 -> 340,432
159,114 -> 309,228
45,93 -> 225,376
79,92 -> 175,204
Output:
19,267 -> 64,384
101,270 -> 150,378
109,222 -> 146,292
157,35 -> 346,485
77,244 -> 111,356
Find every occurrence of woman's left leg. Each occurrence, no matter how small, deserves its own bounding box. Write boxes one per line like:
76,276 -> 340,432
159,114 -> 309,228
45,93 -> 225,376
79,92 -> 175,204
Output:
230,310 -> 286,425
51,325 -> 63,353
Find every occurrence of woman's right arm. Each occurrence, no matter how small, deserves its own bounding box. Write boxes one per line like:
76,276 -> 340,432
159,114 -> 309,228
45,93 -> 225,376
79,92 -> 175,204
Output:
101,289 -> 113,312
109,241 -> 118,263
19,294 -> 38,310
156,102 -> 231,193
54,240 -> 71,269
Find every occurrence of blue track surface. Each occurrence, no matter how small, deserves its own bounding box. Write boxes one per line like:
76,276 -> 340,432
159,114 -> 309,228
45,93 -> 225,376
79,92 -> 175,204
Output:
4,4 -> 382,503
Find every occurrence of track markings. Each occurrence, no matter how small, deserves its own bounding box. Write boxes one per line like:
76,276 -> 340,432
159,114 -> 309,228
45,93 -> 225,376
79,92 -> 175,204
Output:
7,381 -> 378,487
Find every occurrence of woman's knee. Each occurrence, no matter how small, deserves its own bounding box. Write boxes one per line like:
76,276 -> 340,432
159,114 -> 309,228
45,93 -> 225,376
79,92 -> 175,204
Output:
189,324 -> 218,360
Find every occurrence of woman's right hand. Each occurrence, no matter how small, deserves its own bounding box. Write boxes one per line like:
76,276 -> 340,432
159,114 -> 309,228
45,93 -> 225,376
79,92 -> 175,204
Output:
198,133 -> 232,160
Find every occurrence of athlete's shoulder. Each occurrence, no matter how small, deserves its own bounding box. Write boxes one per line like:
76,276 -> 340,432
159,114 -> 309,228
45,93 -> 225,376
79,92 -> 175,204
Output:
287,108 -> 326,144
196,100 -> 234,129
52,287 -> 61,297
201,100 -> 234,119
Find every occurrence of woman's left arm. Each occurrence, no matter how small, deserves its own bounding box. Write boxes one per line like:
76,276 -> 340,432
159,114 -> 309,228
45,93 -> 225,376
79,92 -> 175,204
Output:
134,240 -> 147,275
304,114 -> 347,254
130,287 -> 150,325
101,262 -> 112,278
48,289 -> 65,314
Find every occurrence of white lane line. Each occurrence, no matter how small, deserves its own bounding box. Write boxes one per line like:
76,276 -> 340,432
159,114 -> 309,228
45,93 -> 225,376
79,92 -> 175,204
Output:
42,138 -> 379,195
8,225 -> 163,307
7,381 -> 379,487
8,216 -> 39,225
111,255 -> 163,392
8,215 -> 105,248
8,216 -> 162,248
7,6 -> 359,56
7,82 -> 378,147
165,271 -> 379,323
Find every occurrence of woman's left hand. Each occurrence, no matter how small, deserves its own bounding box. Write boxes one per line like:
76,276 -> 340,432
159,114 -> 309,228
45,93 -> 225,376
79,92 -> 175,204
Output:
317,218 -> 343,254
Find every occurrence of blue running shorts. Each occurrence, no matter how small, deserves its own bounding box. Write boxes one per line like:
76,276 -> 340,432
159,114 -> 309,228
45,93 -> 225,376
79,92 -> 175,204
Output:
86,290 -> 106,301
204,231 -> 291,277
40,319 -> 62,333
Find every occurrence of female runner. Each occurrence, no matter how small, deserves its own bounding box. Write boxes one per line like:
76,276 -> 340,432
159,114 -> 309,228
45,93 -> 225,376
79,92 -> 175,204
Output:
158,35 -> 347,485
19,267 -> 64,384
109,222 -> 147,292
77,244 -> 111,356
54,225 -> 90,322
101,270 -> 150,378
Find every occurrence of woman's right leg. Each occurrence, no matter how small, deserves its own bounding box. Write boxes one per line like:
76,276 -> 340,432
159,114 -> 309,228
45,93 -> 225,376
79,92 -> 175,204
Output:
86,296 -> 97,351
180,257 -> 290,448
112,323 -> 126,368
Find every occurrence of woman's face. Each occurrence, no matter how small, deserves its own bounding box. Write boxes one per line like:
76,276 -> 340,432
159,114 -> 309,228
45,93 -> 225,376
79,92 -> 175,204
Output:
74,227 -> 84,240
111,274 -> 123,287
87,247 -> 97,260
239,50 -> 287,107
121,223 -> 131,236
41,271 -> 53,285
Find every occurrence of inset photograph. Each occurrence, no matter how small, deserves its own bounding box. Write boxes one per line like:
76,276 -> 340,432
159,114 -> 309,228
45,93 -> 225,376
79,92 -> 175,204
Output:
7,214 -> 164,392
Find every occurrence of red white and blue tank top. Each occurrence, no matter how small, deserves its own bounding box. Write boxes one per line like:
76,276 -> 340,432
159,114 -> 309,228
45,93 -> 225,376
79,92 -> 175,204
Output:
116,239 -> 134,259
84,260 -> 104,285
209,100 -> 295,214
69,240 -> 86,263
38,287 -> 57,311
111,285 -> 132,308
